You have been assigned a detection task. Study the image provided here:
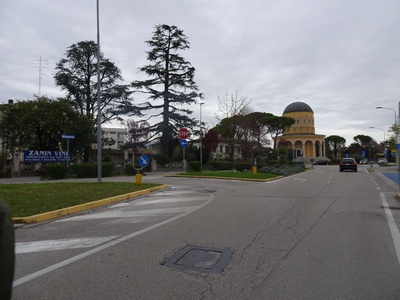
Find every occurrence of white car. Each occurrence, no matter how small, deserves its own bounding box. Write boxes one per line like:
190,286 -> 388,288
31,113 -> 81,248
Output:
378,158 -> 388,165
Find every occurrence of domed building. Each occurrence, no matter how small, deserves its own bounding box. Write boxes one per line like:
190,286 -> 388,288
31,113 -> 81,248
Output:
277,101 -> 327,164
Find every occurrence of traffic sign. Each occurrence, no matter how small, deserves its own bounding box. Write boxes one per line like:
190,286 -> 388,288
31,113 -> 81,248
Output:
139,154 -> 150,167
180,139 -> 188,147
178,128 -> 190,139
61,134 -> 75,139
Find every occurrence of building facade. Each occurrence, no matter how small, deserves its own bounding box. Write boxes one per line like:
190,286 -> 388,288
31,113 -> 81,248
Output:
102,127 -> 127,150
277,101 -> 327,163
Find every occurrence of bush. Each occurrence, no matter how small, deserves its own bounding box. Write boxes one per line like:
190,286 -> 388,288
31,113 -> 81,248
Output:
71,163 -> 114,178
42,164 -> 68,179
258,164 -> 305,176
188,161 -> 201,172
125,164 -> 148,175
210,161 -> 234,171
234,162 -> 252,172
154,153 -> 171,167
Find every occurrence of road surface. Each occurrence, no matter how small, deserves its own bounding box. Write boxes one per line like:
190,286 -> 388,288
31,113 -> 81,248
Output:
11,165 -> 400,299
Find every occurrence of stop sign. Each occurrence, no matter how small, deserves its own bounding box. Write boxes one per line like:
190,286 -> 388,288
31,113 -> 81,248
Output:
178,128 -> 190,139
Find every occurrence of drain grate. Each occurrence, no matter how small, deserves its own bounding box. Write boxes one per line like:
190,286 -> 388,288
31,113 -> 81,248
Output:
162,245 -> 233,274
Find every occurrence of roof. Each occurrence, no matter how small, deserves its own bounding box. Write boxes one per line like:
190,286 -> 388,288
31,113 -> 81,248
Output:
283,101 -> 313,114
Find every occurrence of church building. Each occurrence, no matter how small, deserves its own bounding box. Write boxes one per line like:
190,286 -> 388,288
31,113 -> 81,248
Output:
277,101 -> 327,164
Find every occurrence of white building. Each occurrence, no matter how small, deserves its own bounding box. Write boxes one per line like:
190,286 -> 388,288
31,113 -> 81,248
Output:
102,127 -> 127,150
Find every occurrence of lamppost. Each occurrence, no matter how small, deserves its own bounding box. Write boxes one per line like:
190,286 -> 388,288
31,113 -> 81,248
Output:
369,126 -> 386,159
200,103 -> 204,168
376,105 -> 399,171
96,0 -> 102,182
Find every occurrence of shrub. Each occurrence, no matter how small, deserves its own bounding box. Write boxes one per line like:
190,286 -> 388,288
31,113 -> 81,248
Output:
71,163 -> 114,178
188,161 -> 201,172
125,164 -> 147,175
234,162 -> 252,172
42,164 -> 68,179
210,161 -> 234,171
258,164 -> 305,176
154,153 -> 171,167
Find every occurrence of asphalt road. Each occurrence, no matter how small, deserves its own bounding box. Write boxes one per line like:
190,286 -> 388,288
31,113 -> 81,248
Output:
11,165 -> 400,299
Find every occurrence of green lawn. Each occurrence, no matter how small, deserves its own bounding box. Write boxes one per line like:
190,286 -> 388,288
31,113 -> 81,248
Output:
176,171 -> 279,180
0,182 -> 161,217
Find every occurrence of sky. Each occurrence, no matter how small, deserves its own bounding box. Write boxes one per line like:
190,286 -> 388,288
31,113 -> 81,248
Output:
1,0 -> 400,146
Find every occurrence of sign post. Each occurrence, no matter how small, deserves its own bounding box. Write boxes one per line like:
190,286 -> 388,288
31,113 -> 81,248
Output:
61,134 -> 75,170
178,128 -> 190,171
133,153 -> 150,184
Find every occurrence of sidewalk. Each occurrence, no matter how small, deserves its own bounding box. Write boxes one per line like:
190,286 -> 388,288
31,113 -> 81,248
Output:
0,171 -> 181,184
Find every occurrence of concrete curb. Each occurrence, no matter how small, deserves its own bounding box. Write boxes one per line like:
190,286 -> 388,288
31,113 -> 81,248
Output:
12,184 -> 168,224
166,174 -> 283,182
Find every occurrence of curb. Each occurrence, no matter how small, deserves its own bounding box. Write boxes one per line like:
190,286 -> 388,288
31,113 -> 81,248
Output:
12,184 -> 168,224
166,174 -> 283,182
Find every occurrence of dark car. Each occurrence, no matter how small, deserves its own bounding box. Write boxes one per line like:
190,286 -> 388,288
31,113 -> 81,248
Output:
339,158 -> 357,172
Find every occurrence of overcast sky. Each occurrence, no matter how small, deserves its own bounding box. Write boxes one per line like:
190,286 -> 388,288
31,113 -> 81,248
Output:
1,0 -> 399,146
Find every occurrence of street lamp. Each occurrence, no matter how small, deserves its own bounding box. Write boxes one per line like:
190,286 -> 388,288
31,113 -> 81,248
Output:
369,126 -> 386,159
200,103 -> 204,168
96,0 -> 102,182
369,126 -> 386,143
376,105 -> 399,172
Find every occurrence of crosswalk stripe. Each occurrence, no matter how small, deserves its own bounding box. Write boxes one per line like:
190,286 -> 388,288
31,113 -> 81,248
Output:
15,236 -> 119,254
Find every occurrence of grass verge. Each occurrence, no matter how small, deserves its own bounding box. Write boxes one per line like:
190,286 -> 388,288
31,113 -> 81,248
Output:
0,182 -> 161,217
174,171 -> 280,181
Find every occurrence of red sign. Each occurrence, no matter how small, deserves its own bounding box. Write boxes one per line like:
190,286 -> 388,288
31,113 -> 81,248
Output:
178,128 -> 190,139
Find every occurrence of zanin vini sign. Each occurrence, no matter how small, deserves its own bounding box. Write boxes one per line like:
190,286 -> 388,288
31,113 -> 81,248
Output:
23,150 -> 72,163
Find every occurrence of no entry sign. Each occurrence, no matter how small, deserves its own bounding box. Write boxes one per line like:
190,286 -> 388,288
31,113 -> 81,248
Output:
178,128 -> 190,139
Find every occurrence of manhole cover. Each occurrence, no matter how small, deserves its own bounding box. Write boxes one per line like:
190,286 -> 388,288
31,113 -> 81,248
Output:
162,245 -> 233,274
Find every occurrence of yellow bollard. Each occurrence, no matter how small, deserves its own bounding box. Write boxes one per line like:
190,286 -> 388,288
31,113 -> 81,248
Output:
135,173 -> 142,184
252,166 -> 257,174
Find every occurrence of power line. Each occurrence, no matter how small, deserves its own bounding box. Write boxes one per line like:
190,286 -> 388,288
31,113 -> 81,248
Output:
33,57 -> 48,97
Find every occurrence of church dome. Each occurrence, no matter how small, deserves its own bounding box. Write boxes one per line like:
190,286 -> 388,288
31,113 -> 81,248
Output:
283,101 -> 313,114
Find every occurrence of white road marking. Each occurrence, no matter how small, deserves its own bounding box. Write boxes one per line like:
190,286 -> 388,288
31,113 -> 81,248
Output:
133,197 -> 205,205
55,207 -> 196,222
13,192 -> 214,287
293,178 -> 307,183
380,193 -> 400,265
15,237 -> 119,254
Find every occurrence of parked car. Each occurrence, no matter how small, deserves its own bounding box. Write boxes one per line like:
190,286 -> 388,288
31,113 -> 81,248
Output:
378,158 -> 388,165
359,159 -> 368,164
339,158 -> 357,172
315,159 -> 329,165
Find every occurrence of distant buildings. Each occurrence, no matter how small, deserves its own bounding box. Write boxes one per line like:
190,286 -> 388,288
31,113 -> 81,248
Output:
277,101 -> 327,163
102,127 -> 127,150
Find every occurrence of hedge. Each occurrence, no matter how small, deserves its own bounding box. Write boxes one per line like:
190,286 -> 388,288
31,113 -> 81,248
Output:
71,163 -> 114,178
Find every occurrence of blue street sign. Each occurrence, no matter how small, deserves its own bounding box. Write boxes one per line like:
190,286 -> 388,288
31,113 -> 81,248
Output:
180,139 -> 188,147
362,150 -> 366,157
397,144 -> 399,150
139,154 -> 150,167
61,134 -> 75,139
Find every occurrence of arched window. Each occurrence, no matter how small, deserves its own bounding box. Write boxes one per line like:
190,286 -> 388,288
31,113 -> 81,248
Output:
296,118 -> 300,124
303,118 -> 306,123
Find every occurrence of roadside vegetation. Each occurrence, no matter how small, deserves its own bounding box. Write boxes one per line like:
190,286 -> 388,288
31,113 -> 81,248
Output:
0,182 -> 161,217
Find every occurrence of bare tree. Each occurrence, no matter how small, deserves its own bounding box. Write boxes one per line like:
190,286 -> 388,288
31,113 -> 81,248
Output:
216,87 -> 252,121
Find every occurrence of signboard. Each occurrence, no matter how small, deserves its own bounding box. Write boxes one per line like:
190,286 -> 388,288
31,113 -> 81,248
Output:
61,134 -> 75,139
139,154 -> 150,167
23,150 -> 72,163
180,139 -> 188,147
178,128 -> 190,140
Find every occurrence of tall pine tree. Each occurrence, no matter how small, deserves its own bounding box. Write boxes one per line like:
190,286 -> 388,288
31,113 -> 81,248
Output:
132,24 -> 202,157
54,40 -> 137,161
